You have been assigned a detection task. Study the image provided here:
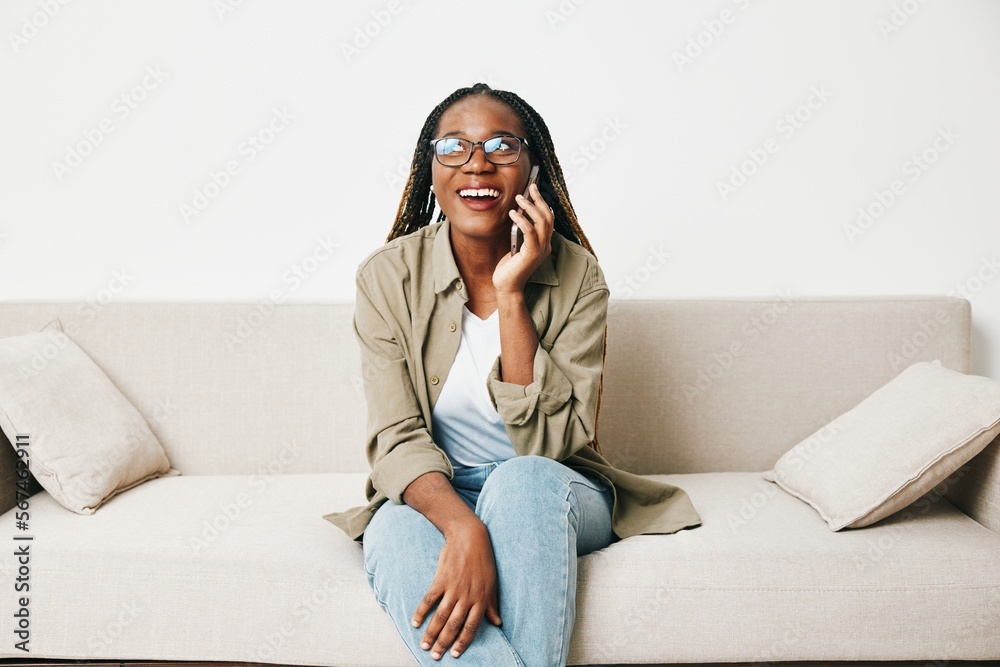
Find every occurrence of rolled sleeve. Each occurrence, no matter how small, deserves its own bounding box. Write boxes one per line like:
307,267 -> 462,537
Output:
369,424 -> 452,504
485,279 -> 609,462
486,344 -> 573,424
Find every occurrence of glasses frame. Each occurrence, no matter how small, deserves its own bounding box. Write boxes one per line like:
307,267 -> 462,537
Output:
428,135 -> 530,167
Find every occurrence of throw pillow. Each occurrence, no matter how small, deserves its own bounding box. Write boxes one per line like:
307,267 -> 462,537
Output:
762,360 -> 1000,530
0,318 -> 178,514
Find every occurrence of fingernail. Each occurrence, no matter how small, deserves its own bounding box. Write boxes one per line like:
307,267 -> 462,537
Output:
451,649 -> 461,658
515,194 -> 525,201
421,641 -> 430,650
431,651 -> 442,660
412,619 -> 419,627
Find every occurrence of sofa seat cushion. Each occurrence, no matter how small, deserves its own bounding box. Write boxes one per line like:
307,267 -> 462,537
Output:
573,472 -> 1000,665
0,472 -> 997,666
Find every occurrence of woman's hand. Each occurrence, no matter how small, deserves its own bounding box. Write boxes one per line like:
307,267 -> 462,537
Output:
411,519 -> 502,660
493,182 -> 554,295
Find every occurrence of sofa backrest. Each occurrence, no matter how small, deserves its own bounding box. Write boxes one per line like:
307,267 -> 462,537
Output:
0,297 -> 971,481
599,296 -> 970,473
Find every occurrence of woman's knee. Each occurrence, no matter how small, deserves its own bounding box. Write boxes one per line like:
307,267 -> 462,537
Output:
478,456 -> 613,535
363,500 -> 442,567
477,455 -> 571,515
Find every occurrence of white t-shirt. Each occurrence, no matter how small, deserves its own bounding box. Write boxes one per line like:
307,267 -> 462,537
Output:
431,304 -> 517,468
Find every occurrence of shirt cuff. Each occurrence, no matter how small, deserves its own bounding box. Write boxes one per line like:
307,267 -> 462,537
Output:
371,441 -> 454,504
486,344 -> 573,425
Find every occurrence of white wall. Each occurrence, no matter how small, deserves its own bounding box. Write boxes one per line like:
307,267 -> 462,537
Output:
2,0 -> 998,376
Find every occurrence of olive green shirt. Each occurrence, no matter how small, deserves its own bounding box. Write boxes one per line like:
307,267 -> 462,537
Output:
323,217 -> 702,541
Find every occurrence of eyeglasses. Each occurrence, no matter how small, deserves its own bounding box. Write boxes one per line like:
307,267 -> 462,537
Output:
428,135 -> 529,166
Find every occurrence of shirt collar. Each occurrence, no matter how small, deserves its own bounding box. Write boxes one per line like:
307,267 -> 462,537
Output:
433,216 -> 560,294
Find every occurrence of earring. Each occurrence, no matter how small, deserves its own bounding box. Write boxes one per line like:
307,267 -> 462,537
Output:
430,185 -> 434,191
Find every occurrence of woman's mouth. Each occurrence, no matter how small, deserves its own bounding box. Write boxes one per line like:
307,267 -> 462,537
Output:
457,187 -> 502,211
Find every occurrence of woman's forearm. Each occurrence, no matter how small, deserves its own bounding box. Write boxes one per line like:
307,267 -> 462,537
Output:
496,290 -> 538,386
403,471 -> 486,538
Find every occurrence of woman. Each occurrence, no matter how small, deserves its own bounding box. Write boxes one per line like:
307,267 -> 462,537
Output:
323,83 -> 702,666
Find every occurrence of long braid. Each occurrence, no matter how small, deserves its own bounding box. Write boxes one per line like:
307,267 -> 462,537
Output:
388,83 -> 607,458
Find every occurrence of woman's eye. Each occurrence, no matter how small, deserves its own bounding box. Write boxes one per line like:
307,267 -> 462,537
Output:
437,139 -> 464,155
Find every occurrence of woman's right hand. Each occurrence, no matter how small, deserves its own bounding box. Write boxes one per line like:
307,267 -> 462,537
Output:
411,519 -> 502,660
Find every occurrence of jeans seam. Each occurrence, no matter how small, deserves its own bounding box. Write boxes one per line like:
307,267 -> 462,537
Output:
555,490 -> 573,667
496,629 -> 527,667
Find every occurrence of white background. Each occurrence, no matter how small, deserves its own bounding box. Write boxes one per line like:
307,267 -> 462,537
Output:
2,0 -> 998,376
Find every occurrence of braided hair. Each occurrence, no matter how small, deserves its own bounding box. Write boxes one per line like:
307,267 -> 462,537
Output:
387,82 -> 608,458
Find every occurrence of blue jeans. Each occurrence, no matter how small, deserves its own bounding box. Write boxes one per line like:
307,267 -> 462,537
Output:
362,455 -> 618,667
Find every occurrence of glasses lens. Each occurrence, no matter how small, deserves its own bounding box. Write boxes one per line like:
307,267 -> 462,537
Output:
435,138 -> 470,165
484,136 -> 520,164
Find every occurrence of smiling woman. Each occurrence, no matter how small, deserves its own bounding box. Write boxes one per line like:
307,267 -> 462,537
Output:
324,82 -> 702,667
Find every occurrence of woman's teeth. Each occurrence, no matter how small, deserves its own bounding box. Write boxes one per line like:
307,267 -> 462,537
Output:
459,188 -> 500,199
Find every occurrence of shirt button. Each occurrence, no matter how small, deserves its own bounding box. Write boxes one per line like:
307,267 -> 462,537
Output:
430,376 -> 439,385
449,323 -> 457,332
456,280 -> 463,290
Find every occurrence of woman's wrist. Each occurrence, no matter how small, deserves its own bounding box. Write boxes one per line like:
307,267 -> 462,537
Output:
403,471 -> 487,539
496,289 -> 526,307
442,513 -> 489,542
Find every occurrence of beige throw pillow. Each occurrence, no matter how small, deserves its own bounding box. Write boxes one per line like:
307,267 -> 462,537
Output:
0,319 -> 178,514
762,360 -> 1000,530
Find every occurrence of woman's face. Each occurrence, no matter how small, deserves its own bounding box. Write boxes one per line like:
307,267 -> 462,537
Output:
430,95 -> 532,246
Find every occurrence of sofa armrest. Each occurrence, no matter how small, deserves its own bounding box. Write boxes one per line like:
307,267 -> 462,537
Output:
944,433 -> 1000,533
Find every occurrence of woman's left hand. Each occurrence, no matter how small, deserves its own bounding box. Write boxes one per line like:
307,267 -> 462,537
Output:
492,182 -> 554,295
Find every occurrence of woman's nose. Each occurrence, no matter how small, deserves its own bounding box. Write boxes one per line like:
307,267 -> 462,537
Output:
463,144 -> 495,173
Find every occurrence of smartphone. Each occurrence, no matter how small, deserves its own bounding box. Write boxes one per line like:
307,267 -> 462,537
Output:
511,165 -> 540,255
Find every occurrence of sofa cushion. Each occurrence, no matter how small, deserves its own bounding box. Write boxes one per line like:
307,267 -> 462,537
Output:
0,471 -> 996,665
0,319 -> 178,514
762,360 -> 1000,530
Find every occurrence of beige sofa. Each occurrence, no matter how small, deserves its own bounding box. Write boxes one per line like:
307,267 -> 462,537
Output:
0,296 -> 997,666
